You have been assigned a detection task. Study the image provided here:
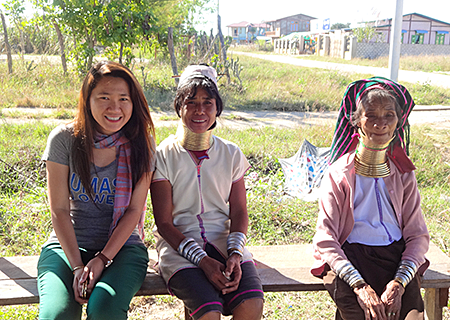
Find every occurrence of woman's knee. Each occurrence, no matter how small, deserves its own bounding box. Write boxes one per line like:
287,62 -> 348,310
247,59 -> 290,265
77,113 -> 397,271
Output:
198,311 -> 221,320
404,310 -> 424,320
86,292 -> 128,320
232,298 -> 264,320
38,266 -> 81,320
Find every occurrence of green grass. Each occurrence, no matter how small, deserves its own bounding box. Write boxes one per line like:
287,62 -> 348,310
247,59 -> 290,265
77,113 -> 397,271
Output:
234,45 -> 450,73
0,59 -> 80,109
223,54 -> 365,111
0,305 -> 39,320
157,114 -> 179,121
2,53 -> 450,118
230,53 -> 450,107
1,122 -> 448,251
1,122 -> 448,254
1,120 -> 450,317
297,54 -> 450,73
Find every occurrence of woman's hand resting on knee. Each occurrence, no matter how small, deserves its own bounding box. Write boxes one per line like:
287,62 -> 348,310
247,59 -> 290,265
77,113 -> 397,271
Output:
354,283 -> 386,320
380,280 -> 404,320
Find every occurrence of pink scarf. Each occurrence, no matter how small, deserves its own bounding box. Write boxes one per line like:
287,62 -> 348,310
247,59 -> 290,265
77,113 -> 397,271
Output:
94,131 -> 145,241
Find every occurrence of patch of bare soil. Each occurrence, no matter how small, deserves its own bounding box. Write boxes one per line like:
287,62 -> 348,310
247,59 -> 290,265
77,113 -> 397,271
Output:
128,296 -> 234,320
3,107 -> 450,130
129,296 -> 186,320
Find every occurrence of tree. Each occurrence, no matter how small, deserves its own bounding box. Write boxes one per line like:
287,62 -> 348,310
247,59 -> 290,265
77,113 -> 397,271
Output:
353,24 -> 381,43
32,0 -> 210,72
331,22 -> 350,30
2,0 -> 26,57
96,0 -> 158,65
33,0 -> 103,72
150,0 -> 211,56
0,9 -> 13,73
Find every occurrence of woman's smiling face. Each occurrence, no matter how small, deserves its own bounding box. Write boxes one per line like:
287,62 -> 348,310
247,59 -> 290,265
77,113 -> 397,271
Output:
358,101 -> 399,145
90,76 -> 133,135
180,87 -> 217,133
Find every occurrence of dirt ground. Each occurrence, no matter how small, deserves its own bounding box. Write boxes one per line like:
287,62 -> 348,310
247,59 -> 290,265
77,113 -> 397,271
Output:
3,107 -> 450,129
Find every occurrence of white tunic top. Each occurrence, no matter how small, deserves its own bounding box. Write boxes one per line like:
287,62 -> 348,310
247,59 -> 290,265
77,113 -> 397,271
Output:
153,134 -> 252,282
347,175 -> 402,246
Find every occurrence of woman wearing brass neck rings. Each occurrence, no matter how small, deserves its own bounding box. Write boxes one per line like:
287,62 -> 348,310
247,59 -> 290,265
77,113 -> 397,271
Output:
150,65 -> 263,320
311,77 -> 430,320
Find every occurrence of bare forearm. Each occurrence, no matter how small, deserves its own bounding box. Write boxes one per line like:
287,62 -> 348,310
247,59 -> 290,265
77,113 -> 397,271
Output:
52,211 -> 83,269
101,208 -> 141,260
229,213 -> 248,234
228,179 -> 249,234
102,173 -> 153,259
156,221 -> 186,250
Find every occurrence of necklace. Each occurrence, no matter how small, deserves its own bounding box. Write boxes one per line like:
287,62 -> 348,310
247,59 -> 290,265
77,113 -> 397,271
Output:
354,129 -> 394,178
175,121 -> 213,151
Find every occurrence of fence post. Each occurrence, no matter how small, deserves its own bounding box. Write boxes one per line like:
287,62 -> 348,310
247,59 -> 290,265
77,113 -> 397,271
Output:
317,35 -> 323,56
323,36 -> 330,56
347,36 -> 357,60
299,36 -> 305,53
341,35 -> 347,59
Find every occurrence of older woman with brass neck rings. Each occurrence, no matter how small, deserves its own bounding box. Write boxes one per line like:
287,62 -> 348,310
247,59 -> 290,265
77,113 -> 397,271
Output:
311,77 -> 430,320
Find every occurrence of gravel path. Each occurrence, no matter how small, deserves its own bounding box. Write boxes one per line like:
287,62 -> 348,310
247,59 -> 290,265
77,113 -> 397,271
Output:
2,107 -> 450,129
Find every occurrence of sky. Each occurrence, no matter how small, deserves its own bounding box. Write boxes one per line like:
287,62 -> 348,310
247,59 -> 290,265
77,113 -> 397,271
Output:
195,0 -> 450,35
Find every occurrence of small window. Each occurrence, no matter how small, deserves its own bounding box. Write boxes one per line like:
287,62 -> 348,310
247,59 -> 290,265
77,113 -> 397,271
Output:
411,33 -> 424,44
436,33 -> 445,45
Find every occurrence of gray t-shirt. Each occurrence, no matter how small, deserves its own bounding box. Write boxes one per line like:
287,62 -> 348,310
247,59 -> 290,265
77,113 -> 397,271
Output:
42,124 -> 149,250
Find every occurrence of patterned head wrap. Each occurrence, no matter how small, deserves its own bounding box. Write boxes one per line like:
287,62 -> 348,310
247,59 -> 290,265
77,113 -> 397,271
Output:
329,77 -> 416,173
178,65 -> 218,90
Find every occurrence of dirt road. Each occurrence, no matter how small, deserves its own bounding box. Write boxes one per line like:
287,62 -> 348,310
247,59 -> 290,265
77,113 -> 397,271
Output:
232,51 -> 450,89
2,107 -> 450,129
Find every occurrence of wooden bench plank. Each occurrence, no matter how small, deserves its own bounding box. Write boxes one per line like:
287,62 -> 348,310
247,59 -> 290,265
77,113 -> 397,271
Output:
1,242 -> 449,320
0,279 -> 39,305
0,256 -> 38,280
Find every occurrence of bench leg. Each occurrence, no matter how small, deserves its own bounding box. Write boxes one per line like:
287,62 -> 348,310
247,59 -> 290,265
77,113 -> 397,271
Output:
424,288 -> 449,320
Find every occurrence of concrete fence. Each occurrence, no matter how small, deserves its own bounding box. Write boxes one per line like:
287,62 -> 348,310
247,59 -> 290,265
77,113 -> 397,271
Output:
355,42 -> 450,59
273,38 -> 305,55
274,32 -> 450,59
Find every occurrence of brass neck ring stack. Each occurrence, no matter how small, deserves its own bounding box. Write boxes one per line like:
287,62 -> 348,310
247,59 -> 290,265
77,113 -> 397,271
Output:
175,121 -> 213,151
354,128 -> 394,178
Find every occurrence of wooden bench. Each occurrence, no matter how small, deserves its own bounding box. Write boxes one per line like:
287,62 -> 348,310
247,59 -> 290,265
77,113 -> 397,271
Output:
1,243 -> 449,320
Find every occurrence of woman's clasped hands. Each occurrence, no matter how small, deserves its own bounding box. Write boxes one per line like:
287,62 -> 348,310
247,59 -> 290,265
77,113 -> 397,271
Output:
199,253 -> 242,295
72,257 -> 106,304
354,280 -> 404,320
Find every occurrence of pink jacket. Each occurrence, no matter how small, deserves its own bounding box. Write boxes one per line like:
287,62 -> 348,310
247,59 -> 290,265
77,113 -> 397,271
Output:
311,152 -> 430,277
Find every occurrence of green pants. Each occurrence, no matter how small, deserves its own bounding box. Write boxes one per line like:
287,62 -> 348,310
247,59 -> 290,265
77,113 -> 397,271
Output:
37,243 -> 149,320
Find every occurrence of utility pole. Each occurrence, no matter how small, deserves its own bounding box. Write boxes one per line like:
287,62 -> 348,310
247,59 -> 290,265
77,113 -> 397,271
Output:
388,0 -> 403,81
